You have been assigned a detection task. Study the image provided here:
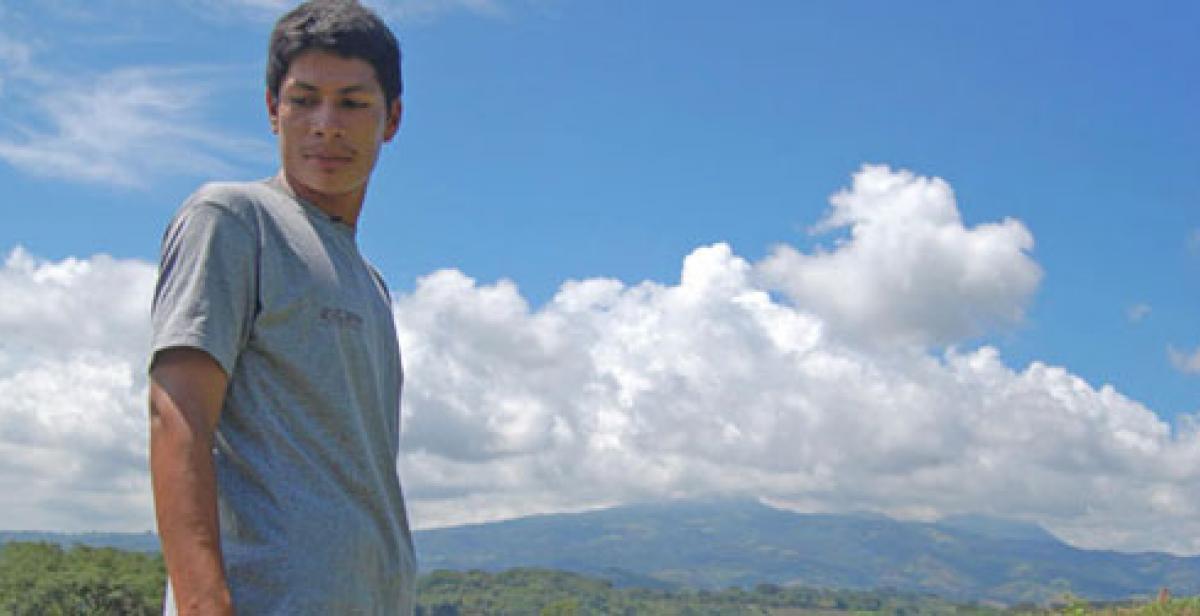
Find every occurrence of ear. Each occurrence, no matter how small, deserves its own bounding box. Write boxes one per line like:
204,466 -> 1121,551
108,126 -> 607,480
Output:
266,89 -> 280,135
383,98 -> 402,142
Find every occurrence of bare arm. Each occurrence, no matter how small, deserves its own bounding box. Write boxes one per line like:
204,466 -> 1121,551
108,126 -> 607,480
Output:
149,348 -> 234,615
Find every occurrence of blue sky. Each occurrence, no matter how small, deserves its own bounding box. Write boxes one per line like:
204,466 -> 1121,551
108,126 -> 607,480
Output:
1,0 -> 1199,554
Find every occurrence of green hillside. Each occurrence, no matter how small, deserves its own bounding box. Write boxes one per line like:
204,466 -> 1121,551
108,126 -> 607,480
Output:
415,568 -> 1002,615
7,500 -> 1198,610
0,542 -> 984,615
415,499 -> 1200,604
2,542 -> 1196,616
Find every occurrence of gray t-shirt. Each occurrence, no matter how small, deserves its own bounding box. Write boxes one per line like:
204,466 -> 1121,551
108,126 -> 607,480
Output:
151,175 -> 416,615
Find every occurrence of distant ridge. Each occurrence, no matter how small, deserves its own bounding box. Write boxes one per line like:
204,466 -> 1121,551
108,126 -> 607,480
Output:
6,499 -> 1197,604
935,513 -> 1059,544
412,498 -> 1200,604
0,530 -> 160,553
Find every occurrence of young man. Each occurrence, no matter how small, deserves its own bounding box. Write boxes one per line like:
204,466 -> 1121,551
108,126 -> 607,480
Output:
149,1 -> 415,613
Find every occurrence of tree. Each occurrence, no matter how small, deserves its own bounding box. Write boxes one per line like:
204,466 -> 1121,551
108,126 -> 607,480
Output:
0,542 -> 164,615
540,598 -> 580,616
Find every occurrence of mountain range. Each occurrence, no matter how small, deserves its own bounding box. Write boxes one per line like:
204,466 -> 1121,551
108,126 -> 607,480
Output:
412,498 -> 1199,604
5,499 -> 1197,605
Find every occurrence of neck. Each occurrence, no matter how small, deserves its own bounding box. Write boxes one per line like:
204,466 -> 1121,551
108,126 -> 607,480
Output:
279,170 -> 366,227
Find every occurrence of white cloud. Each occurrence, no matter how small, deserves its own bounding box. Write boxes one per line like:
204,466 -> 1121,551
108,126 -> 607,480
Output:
372,0 -> 504,22
3,167 -> 1199,556
393,239 -> 1200,555
227,0 -> 290,8
1169,346 -> 1200,375
0,65 -> 271,188
0,0 -> 507,188
177,0 -> 291,22
757,165 -> 1042,347
0,33 -> 32,79
0,3 -> 272,187
0,247 -> 157,531
1127,303 -> 1151,323
182,0 -> 507,23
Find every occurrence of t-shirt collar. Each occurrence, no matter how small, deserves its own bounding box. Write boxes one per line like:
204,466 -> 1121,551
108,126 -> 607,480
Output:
266,171 -> 358,237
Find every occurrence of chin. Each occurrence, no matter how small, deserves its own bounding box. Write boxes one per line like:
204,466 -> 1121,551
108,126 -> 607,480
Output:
295,173 -> 362,197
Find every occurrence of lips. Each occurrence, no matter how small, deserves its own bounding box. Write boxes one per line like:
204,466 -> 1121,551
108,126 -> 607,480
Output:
305,151 -> 352,160
304,151 -> 353,170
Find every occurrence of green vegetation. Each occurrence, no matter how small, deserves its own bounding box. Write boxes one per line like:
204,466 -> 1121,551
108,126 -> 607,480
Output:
0,541 -> 165,615
414,567 -> 1003,615
1133,596 -> 1200,616
1,541 -> 1195,616
1028,595 -> 1200,616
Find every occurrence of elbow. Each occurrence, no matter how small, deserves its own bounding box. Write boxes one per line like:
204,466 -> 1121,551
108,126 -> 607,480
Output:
148,390 -> 214,457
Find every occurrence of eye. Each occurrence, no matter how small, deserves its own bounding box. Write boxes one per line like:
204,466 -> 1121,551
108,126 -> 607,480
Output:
288,95 -> 315,107
340,99 -> 370,109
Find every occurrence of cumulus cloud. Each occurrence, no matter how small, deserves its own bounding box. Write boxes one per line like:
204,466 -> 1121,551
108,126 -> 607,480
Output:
0,64 -> 271,187
757,165 -> 1042,347
394,242 -> 1200,555
1169,346 -> 1200,375
0,247 -> 157,531
3,167 -> 1199,555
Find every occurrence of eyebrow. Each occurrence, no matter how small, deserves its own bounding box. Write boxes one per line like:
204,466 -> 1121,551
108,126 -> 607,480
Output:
287,82 -> 374,95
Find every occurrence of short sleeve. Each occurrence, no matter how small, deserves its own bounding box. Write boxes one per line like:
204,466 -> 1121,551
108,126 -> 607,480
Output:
150,197 -> 258,377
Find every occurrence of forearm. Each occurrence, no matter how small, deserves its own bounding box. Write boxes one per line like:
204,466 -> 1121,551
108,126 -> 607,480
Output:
150,388 -> 233,615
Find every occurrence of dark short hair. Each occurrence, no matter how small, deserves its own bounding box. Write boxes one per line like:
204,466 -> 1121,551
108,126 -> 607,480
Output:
267,0 -> 402,106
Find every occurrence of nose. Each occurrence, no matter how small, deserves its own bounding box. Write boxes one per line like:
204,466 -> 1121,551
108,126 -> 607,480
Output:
310,102 -> 344,138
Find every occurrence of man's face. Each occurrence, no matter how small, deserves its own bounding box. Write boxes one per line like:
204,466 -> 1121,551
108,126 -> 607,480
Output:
268,50 -> 401,209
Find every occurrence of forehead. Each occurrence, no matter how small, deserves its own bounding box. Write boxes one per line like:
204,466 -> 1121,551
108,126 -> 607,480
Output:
282,50 -> 383,94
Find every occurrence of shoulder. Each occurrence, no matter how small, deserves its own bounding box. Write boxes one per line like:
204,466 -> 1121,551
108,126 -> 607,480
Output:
181,180 -> 276,220
366,262 -> 392,297
171,179 -> 282,237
